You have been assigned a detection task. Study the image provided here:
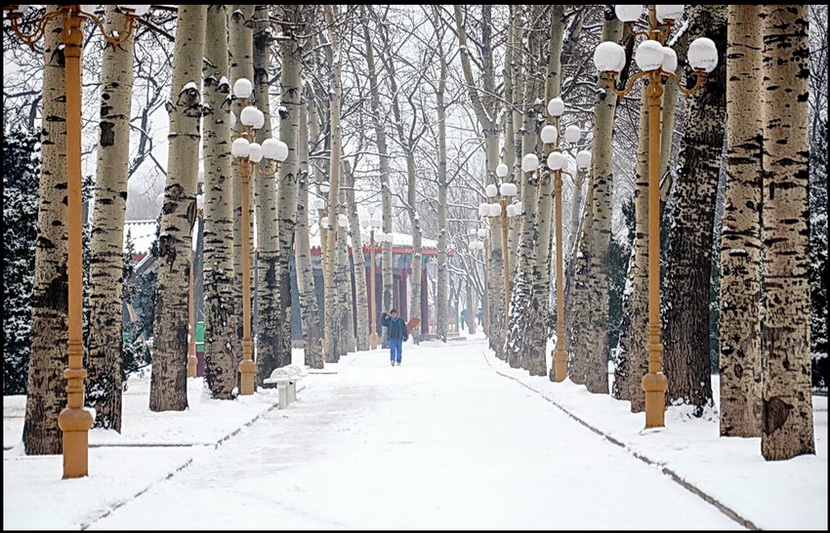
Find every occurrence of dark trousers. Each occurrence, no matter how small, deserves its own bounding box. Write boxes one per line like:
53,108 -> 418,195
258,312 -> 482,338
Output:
389,339 -> 402,363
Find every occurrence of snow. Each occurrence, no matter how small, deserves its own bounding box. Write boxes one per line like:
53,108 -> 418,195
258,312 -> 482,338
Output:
3,335 -> 826,530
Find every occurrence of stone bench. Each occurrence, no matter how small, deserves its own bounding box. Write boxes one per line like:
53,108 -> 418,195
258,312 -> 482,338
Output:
263,365 -> 306,409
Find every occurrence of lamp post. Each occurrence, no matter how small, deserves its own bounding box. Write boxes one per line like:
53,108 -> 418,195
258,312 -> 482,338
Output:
361,207 -> 383,349
3,4 -> 150,479
479,171 -> 520,319
230,77 -> 289,395
187,186 -> 205,378
593,4 -> 718,428
532,98 -> 593,383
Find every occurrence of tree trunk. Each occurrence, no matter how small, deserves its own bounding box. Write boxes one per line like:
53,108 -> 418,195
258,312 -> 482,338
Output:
86,5 -> 135,431
295,84 -> 324,368
323,4 -> 344,363
201,4 -> 238,399
344,161 -> 370,351
663,5 -> 727,416
435,23 -> 449,344
24,6 -> 68,455
760,4 -> 815,461
719,4 -> 764,437
250,5 -> 282,381
614,89 -> 650,411
150,4 -> 206,412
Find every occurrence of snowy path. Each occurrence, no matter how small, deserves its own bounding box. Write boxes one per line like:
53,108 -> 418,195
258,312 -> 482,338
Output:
88,338 -> 743,530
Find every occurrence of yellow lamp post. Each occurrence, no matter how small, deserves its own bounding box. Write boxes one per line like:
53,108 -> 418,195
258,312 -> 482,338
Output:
528,98 -> 593,383
479,175 -> 520,319
3,4 -> 149,479
593,4 -> 718,428
230,78 -> 289,395
361,207 -> 383,349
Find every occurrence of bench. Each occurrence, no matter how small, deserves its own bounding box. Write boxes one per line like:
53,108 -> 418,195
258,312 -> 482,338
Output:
263,364 -> 307,409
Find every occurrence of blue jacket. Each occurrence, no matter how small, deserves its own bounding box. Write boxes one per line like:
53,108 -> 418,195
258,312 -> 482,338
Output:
381,314 -> 408,341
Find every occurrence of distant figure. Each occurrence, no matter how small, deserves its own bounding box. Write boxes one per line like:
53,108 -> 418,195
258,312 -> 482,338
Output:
477,308 -> 484,328
381,308 -> 408,366
460,308 -> 469,331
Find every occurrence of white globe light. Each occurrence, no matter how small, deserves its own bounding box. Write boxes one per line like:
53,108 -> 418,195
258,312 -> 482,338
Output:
615,5 -> 643,22
688,37 -> 718,73
655,5 -> 684,23
576,150 -> 592,170
231,137 -> 251,158
477,228 -> 488,239
261,138 -> 278,160
479,202 -> 490,217
371,218 -> 382,229
499,182 -> 518,197
320,181 -> 330,193
521,153 -> 539,173
196,193 -> 205,210
489,203 -> 502,217
496,163 -> 509,178
248,142 -> 263,163
593,41 -> 626,73
506,203 -> 516,217
540,125 -> 558,145
485,184 -> 498,198
547,97 -> 565,117
367,205 -> 377,216
338,214 -> 349,228
240,106 -> 259,127
662,46 -> 678,73
635,40 -> 665,71
252,109 -> 265,130
564,125 -> 582,145
547,151 -> 566,170
274,140 -> 289,161
233,78 -> 253,99
320,216 -> 330,228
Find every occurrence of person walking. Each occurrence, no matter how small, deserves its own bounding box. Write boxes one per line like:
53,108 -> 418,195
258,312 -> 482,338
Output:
381,308 -> 408,366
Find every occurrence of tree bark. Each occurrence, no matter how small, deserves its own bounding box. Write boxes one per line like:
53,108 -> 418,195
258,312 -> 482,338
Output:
86,5 -> 135,430
24,6 -> 68,455
663,5 -> 727,416
719,4 -> 764,438
344,160 -> 370,351
201,4 -> 238,399
150,4 -> 206,412
760,4 -> 815,461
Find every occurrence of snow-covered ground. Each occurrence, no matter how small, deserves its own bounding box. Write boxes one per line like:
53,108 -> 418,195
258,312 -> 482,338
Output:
3,334 -> 827,530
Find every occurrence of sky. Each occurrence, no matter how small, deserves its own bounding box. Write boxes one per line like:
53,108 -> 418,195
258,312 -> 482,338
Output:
3,333 -> 827,530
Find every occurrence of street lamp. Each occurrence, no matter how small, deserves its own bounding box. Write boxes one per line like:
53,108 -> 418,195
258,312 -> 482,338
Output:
532,98 -> 593,383
479,169 -> 520,318
230,77 -> 289,395
593,4 -> 717,428
361,206 -> 383,349
3,3 -> 150,479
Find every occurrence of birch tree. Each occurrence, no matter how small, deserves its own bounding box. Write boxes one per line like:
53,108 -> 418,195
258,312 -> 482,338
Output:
663,5 -> 727,416
150,5 -> 206,412
86,5 -> 135,430
344,160 -> 370,351
760,4 -> 815,461
24,7 -> 68,455
201,4 -> 238,399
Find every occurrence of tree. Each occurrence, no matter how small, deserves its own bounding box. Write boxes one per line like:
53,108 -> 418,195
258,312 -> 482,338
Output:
86,5 -> 136,431
760,4 -> 815,460
201,4 -> 238,399
150,5 -> 206,412
2,131 -> 40,395
662,5 -> 727,417
23,7 -> 69,455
